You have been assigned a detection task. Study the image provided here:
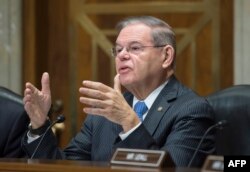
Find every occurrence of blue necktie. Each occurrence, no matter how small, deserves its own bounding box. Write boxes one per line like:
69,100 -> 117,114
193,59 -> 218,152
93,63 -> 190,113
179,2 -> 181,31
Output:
134,101 -> 148,121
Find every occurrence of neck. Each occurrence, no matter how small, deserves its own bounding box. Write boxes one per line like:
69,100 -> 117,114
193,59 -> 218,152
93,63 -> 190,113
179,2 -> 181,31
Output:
130,76 -> 172,100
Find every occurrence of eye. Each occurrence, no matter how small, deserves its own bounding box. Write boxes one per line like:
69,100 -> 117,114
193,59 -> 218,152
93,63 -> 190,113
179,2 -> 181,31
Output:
115,47 -> 123,53
130,45 -> 142,52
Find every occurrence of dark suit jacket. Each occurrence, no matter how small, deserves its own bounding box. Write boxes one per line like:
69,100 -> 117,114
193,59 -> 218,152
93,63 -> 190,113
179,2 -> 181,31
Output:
22,76 -> 215,167
0,92 -> 29,158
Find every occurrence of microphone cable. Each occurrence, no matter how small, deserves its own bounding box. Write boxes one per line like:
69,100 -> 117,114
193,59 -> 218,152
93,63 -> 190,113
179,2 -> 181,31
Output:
30,114 -> 65,159
187,120 -> 227,167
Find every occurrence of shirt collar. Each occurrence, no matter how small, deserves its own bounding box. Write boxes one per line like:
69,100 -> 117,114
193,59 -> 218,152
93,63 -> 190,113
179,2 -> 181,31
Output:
133,80 -> 168,109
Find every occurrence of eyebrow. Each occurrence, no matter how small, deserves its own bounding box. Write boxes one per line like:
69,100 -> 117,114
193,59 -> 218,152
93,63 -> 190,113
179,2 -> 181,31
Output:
115,41 -> 143,47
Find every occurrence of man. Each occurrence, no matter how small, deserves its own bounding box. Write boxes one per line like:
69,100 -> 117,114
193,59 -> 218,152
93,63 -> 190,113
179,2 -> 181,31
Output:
22,16 -> 215,167
0,86 -> 29,157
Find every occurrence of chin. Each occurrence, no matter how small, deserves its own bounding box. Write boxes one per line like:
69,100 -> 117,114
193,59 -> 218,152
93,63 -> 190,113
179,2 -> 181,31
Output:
119,76 -> 133,87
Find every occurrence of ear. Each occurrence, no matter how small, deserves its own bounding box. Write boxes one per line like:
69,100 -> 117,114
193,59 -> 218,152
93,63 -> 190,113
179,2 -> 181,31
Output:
162,45 -> 175,69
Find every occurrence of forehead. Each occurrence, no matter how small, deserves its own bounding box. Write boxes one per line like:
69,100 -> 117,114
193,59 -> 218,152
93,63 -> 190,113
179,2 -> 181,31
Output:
116,23 -> 153,45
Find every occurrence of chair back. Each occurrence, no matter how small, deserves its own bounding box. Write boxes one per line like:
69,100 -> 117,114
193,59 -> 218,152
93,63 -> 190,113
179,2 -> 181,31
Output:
0,86 -> 23,105
206,85 -> 250,155
0,86 -> 29,158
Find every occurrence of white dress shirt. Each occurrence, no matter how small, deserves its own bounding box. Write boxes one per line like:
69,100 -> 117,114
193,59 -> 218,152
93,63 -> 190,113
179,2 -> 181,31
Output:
119,80 -> 168,140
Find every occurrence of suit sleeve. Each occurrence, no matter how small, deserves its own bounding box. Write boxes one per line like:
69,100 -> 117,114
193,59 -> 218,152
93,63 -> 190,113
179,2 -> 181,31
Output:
22,129 -> 64,159
3,110 -> 29,157
22,115 -> 93,160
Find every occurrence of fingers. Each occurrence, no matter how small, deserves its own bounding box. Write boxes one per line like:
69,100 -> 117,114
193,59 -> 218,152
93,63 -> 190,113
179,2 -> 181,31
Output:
79,76 -> 122,116
41,72 -> 51,95
79,75 -> 122,102
23,82 -> 37,103
23,82 -> 39,117
79,87 -> 106,100
81,80 -> 111,93
81,74 -> 121,93
25,82 -> 37,93
114,74 -> 121,93
79,96 -> 105,109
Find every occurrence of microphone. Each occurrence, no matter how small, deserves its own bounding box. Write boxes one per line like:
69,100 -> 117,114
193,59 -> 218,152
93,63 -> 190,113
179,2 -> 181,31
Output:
30,114 -> 65,159
187,120 -> 227,167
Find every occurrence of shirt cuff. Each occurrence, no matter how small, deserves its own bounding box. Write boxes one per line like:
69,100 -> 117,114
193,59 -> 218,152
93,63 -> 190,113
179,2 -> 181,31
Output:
119,122 -> 142,140
27,131 -> 41,144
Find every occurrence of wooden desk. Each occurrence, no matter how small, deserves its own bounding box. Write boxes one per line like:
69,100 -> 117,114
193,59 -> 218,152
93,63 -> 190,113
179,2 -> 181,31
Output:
0,159 -> 199,172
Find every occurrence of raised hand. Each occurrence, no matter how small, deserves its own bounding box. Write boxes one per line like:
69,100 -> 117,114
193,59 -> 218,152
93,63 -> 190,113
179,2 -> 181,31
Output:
23,72 -> 52,129
79,74 -> 140,132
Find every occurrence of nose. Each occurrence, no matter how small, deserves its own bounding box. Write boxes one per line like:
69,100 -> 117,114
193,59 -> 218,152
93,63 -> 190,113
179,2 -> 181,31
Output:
117,47 -> 130,59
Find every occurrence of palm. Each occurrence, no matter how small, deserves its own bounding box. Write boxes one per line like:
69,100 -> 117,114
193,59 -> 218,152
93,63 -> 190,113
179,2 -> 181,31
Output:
24,72 -> 52,128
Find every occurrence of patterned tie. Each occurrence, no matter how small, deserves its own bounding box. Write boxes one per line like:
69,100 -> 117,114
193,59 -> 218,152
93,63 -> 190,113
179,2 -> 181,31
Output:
134,101 -> 148,121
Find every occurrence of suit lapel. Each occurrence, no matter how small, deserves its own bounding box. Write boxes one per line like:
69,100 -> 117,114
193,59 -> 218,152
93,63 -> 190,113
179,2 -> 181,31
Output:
123,76 -> 180,136
143,76 -> 179,135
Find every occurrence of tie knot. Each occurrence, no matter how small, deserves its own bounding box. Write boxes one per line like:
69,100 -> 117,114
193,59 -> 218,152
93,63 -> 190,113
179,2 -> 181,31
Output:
134,101 -> 148,121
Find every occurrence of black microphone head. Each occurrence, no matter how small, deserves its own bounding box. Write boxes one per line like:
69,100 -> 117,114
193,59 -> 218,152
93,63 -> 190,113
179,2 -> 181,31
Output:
218,120 -> 227,125
56,115 -> 65,123
216,120 -> 227,129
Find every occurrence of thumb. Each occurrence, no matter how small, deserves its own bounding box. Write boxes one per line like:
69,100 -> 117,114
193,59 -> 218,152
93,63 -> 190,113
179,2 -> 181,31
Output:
114,74 -> 121,93
41,72 -> 51,95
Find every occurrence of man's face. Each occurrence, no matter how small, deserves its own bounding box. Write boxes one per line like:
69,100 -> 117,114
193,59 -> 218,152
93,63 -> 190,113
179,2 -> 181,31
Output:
115,23 -> 165,88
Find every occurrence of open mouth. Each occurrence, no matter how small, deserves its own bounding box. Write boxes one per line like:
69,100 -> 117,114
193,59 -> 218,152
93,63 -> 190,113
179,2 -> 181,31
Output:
119,66 -> 131,74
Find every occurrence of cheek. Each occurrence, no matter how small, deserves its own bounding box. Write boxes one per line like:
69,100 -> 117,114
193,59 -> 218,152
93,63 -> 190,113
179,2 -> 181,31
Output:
145,59 -> 163,75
